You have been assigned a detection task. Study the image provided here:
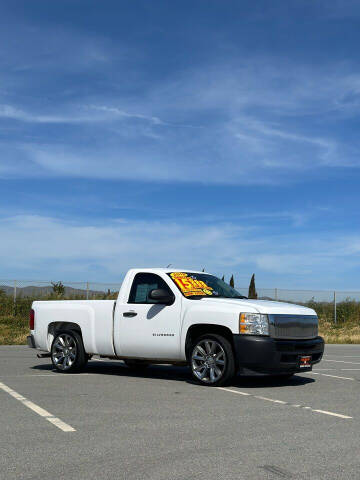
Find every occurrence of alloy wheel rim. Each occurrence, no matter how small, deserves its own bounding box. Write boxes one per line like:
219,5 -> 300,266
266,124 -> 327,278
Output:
191,339 -> 226,384
52,334 -> 77,370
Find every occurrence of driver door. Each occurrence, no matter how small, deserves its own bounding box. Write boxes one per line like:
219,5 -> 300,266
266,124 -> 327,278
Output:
115,272 -> 182,359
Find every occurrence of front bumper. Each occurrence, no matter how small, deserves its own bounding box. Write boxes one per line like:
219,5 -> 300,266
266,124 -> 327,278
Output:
233,334 -> 324,374
27,335 -> 36,349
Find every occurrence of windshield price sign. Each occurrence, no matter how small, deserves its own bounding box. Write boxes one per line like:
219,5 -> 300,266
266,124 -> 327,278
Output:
170,272 -> 213,297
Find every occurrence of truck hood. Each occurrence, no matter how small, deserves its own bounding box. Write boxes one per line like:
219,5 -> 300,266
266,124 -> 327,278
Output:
197,297 -> 316,316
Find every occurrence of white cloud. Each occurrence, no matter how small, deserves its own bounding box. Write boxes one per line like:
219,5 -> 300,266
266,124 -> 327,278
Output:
0,104 -> 168,126
2,56 -> 360,183
0,214 -> 359,288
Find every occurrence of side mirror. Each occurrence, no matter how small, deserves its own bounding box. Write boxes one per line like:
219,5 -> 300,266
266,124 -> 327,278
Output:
148,289 -> 175,305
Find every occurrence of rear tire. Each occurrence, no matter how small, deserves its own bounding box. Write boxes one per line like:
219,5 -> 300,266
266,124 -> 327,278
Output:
51,330 -> 88,373
190,334 -> 236,386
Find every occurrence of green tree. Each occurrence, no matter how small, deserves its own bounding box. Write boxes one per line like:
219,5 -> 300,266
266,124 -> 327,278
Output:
51,281 -> 65,297
221,275 -> 225,282
230,275 -> 235,288
248,274 -> 257,299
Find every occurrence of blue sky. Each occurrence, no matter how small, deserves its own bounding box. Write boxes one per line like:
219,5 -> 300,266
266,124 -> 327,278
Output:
1,0 -> 360,288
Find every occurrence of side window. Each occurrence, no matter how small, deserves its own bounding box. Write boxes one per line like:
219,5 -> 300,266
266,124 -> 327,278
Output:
128,273 -> 173,304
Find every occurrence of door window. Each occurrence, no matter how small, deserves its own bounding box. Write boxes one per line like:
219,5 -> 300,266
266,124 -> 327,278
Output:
128,273 -> 173,304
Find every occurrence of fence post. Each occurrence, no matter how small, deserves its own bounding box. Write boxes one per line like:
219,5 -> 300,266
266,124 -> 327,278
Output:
13,280 -> 17,316
275,288 -> 278,301
334,291 -> 337,324
86,282 -> 89,300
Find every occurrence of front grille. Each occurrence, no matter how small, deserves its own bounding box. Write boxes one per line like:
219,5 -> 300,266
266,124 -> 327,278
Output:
269,315 -> 318,340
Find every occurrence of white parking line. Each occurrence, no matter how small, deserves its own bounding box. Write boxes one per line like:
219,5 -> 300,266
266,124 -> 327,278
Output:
324,356 -> 360,358
217,387 -> 352,419
254,395 -> 287,405
340,369 -> 360,371
315,368 -> 360,371
312,409 -> 352,419
312,368 -> 338,373
0,381 -> 76,432
309,372 -> 355,381
323,359 -> 360,365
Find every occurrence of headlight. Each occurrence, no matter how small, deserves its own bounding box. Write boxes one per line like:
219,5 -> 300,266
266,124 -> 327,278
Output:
239,313 -> 269,336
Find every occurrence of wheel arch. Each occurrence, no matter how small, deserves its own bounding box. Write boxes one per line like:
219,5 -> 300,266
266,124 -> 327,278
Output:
47,322 -> 83,350
185,324 -> 235,362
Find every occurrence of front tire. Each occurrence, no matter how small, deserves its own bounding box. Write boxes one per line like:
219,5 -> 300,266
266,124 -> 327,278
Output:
190,334 -> 236,386
51,330 -> 88,373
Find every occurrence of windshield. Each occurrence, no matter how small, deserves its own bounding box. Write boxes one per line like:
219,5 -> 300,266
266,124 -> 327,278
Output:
167,272 -> 247,299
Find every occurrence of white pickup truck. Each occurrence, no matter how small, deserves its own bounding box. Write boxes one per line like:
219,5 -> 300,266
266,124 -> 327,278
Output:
28,268 -> 324,386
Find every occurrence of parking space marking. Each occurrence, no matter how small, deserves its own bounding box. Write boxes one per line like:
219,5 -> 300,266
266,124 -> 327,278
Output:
308,372 -> 355,381
324,356 -> 360,358
253,395 -> 287,404
0,381 -> 76,432
315,368 -> 360,371
340,369 -> 360,371
323,359 -> 360,365
312,368 -> 341,373
217,387 -> 352,419
312,409 -> 353,419
217,388 -> 250,396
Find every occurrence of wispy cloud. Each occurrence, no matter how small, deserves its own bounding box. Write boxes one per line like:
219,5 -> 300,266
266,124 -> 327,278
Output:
89,105 -> 165,125
2,53 -> 360,184
0,214 -> 359,288
0,104 -> 86,124
0,103 -> 168,126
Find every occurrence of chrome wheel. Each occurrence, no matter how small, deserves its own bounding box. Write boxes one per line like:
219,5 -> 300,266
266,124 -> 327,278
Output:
191,339 -> 226,384
52,334 -> 77,371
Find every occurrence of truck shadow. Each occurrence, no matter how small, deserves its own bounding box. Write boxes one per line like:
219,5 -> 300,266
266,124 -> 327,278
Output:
31,361 -> 314,388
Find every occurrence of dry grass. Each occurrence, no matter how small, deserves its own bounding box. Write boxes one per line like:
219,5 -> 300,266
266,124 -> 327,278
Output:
0,316 -> 28,345
319,318 -> 360,344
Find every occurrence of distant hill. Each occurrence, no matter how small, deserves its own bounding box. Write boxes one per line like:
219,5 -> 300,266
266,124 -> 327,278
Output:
0,284 -> 118,298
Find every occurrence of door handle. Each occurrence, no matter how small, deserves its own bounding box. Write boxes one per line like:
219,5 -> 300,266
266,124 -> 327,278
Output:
123,311 -> 137,317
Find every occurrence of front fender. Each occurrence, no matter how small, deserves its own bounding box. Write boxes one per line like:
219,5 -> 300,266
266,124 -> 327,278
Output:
180,303 -> 240,359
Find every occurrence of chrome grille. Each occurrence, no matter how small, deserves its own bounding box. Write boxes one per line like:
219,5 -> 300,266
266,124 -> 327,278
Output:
269,315 -> 318,339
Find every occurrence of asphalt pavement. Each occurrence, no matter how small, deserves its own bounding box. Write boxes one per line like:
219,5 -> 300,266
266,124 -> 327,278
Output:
1,344 -> 360,480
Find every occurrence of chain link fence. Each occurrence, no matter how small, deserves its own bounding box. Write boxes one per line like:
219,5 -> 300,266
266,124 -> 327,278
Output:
0,280 -> 121,318
0,280 -> 121,298
1,279 -> 360,323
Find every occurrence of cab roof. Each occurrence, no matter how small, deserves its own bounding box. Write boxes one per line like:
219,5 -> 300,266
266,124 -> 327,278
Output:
129,268 -> 211,275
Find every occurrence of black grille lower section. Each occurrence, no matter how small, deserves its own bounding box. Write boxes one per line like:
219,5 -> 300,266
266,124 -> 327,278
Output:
280,352 -> 322,363
275,339 -> 324,353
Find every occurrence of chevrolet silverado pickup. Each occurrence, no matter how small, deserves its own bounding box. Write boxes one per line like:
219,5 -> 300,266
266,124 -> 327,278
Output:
27,268 -> 324,386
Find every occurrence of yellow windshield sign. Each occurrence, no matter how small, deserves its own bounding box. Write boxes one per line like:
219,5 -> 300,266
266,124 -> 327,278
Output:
170,272 -> 213,296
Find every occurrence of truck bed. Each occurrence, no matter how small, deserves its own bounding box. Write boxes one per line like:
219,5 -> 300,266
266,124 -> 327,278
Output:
32,300 -> 116,355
